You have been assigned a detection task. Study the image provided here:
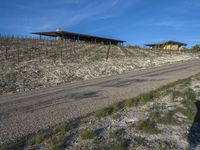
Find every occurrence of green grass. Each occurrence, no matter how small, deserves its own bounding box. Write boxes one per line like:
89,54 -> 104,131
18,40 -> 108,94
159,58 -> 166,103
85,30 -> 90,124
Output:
182,88 -> 196,101
132,136 -> 144,148
198,91 -> 200,96
180,88 -> 197,122
172,90 -> 182,101
149,109 -> 178,125
94,75 -> 199,119
45,134 -> 66,150
0,144 -> 10,150
26,132 -> 45,146
26,122 -> 71,148
35,133 -> 45,144
112,102 -> 125,112
95,102 -> 125,118
80,128 -> 95,140
109,130 -> 123,140
109,142 -> 125,150
179,78 -> 192,88
54,122 -> 70,134
125,98 -> 139,107
136,119 -> 160,134
108,129 -> 125,150
95,91 -> 157,118
95,106 -> 113,118
150,88 -> 197,124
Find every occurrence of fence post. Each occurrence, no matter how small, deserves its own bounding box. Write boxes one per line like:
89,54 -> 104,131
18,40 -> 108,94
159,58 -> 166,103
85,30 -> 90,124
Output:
106,42 -> 111,61
17,48 -> 20,64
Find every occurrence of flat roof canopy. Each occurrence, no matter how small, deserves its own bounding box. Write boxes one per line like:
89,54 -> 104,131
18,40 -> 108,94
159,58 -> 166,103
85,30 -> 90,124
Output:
145,40 -> 187,47
32,31 -> 126,45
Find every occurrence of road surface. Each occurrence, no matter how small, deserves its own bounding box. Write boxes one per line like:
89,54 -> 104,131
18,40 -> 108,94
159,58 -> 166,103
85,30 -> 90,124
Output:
0,59 -> 200,144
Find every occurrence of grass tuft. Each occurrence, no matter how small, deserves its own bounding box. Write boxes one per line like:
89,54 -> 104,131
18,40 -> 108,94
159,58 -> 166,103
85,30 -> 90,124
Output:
172,90 -> 182,101
80,128 -> 95,140
95,107 -> 113,118
150,109 -> 178,125
136,119 -> 160,134
109,130 -> 123,140
54,122 -> 70,134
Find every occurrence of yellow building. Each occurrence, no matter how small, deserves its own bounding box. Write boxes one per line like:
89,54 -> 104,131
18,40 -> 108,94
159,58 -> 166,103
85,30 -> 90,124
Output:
145,41 -> 187,51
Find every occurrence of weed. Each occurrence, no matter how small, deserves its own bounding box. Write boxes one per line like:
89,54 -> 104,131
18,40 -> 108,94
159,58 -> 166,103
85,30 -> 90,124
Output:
80,128 -> 95,140
112,113 -> 121,120
109,129 -> 124,140
180,88 -> 197,122
0,144 -> 9,150
45,134 -> 66,150
132,136 -> 144,148
26,138 -> 35,146
95,107 -> 113,118
172,90 -> 182,101
136,119 -> 160,134
182,88 -> 196,101
150,109 -> 179,125
112,102 -> 125,112
109,142 -> 125,150
179,78 -> 192,88
54,122 -> 70,134
198,91 -> 200,96
139,92 -> 155,103
35,133 -> 44,144
125,98 -> 138,107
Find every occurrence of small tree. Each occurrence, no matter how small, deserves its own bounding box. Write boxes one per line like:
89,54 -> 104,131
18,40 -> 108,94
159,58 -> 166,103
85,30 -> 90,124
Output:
191,45 -> 200,52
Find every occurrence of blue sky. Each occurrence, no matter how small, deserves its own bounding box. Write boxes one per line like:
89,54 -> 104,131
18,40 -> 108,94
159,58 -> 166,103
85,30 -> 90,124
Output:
0,0 -> 200,47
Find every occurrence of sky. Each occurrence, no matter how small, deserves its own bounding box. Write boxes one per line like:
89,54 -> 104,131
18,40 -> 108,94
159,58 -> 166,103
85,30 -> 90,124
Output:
0,0 -> 200,47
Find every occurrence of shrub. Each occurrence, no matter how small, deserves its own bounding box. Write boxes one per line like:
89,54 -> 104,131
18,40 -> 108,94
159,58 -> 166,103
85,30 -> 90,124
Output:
191,45 -> 200,52
80,128 -> 95,140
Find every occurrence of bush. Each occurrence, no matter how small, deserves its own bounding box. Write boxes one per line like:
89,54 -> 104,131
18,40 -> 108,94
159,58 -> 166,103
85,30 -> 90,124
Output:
191,45 -> 200,52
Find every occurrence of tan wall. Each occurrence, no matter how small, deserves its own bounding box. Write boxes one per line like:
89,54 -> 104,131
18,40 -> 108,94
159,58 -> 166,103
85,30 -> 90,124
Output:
163,44 -> 179,51
150,44 -> 180,51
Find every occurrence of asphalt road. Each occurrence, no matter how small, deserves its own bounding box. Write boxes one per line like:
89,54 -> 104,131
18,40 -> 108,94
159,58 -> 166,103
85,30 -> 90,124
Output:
0,59 -> 200,144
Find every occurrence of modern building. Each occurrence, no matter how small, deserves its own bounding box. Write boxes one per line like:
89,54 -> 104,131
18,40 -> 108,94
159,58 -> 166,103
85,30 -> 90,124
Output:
32,28 -> 126,45
145,41 -> 187,51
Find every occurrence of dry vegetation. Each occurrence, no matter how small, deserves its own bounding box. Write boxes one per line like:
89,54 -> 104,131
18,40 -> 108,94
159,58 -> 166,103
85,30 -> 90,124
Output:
0,37 -> 199,95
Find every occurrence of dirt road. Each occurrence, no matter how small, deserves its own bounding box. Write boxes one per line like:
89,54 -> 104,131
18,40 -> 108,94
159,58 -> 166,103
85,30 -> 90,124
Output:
0,59 -> 200,144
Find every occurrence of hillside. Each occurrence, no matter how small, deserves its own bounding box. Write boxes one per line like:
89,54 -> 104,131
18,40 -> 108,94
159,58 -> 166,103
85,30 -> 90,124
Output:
0,37 -> 199,94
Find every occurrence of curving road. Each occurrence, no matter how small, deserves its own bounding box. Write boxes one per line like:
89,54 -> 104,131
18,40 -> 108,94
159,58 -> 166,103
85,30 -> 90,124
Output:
0,59 -> 200,144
